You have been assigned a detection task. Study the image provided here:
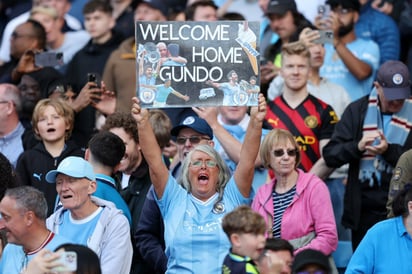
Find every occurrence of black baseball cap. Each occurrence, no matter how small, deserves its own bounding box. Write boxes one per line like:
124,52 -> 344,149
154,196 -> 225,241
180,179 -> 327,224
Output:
292,249 -> 331,273
266,0 -> 297,16
326,0 -> 360,12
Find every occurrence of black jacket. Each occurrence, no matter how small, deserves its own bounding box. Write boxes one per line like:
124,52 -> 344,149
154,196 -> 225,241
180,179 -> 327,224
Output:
323,95 -> 412,229
65,31 -> 125,93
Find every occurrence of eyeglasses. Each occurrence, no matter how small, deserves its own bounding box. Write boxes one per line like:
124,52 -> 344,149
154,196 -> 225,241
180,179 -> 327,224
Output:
176,136 -> 211,145
273,149 -> 298,157
190,160 -> 217,168
11,32 -> 34,40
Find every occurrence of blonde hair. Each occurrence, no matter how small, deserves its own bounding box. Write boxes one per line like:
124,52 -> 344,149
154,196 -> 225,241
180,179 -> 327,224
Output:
281,41 -> 310,63
30,5 -> 58,20
260,128 -> 301,169
32,98 -> 74,140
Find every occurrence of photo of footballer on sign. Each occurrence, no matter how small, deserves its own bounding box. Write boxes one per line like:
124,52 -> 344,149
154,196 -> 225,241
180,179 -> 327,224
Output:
135,21 -> 260,107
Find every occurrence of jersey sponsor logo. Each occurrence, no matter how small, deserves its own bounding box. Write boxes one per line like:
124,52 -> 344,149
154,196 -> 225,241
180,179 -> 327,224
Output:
267,117 -> 280,127
295,136 -> 317,150
329,110 -> 339,124
304,115 -> 318,128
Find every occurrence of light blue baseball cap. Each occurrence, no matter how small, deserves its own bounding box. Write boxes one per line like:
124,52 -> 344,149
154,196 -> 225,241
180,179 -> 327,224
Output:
46,156 -> 95,183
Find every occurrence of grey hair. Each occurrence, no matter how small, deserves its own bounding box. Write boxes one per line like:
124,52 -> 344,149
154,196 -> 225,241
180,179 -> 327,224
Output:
0,83 -> 22,112
179,145 -> 231,205
4,186 -> 48,220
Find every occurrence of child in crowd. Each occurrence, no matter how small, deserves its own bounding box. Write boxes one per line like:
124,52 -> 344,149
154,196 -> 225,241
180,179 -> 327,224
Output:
222,205 -> 267,274
15,99 -> 84,216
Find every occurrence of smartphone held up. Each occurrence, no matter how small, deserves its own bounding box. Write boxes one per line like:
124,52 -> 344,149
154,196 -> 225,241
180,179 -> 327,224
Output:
87,73 -> 102,103
34,52 -> 64,67
318,4 -> 332,29
50,251 -> 77,272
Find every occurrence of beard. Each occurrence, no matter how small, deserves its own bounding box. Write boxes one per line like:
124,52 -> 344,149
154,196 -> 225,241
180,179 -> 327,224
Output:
338,22 -> 354,37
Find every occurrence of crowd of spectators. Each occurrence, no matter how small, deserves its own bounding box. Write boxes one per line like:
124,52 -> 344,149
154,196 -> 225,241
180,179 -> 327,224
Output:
0,0 -> 412,273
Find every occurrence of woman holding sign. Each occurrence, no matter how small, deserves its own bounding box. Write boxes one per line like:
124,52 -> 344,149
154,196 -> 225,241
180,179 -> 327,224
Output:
130,94 -> 266,273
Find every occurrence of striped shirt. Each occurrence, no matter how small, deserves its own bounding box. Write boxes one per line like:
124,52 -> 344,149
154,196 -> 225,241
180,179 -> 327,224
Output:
272,185 -> 296,238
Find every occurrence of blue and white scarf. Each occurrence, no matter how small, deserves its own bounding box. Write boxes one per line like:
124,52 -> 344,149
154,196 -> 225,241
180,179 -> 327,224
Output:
359,87 -> 412,187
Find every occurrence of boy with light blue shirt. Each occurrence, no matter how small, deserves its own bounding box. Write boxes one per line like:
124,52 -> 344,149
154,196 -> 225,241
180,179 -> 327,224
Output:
85,131 -> 132,224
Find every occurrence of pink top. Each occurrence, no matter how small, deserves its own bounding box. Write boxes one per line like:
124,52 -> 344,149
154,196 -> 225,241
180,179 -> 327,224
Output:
251,169 -> 338,255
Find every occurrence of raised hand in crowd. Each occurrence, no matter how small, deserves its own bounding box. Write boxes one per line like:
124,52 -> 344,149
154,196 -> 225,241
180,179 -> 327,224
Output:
94,81 -> 116,116
298,27 -> 321,48
69,80 -> 115,114
371,0 -> 393,15
11,49 -> 42,82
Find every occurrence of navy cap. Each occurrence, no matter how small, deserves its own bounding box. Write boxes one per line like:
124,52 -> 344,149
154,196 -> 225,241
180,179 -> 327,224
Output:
171,116 -> 213,139
377,60 -> 411,100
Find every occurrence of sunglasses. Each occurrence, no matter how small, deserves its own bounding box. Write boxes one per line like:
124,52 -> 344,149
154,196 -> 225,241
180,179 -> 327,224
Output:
273,149 -> 298,157
190,160 -> 217,168
176,136 -> 210,145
